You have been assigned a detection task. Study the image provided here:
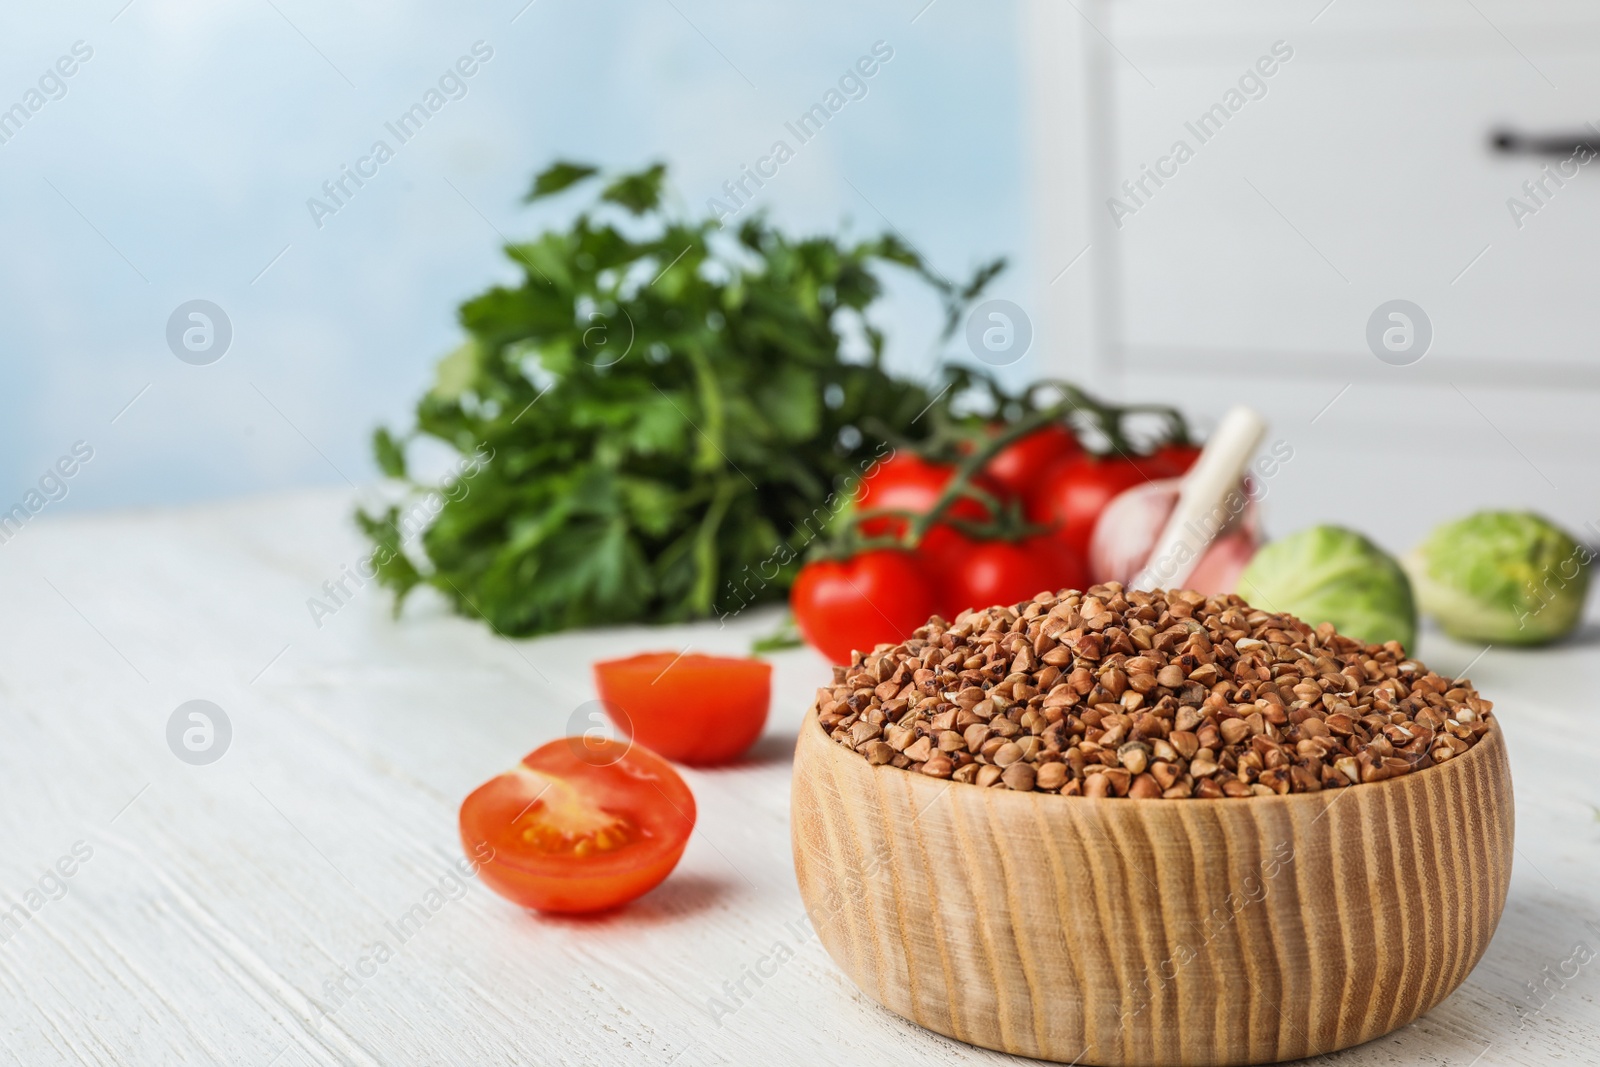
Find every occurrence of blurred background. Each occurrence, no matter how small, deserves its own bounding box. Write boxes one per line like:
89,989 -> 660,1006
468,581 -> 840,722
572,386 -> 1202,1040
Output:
0,0 -> 1027,511
3,0 -> 1597,549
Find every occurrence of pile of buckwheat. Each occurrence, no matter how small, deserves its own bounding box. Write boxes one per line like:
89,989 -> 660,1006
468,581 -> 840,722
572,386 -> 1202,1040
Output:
814,584 -> 1495,798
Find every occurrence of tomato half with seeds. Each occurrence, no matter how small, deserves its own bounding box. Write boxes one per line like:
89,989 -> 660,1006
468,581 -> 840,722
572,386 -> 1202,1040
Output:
594,652 -> 771,766
460,738 -> 695,914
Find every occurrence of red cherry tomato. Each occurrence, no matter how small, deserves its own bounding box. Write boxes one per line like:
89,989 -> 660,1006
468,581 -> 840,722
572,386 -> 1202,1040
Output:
857,454 -> 1002,593
594,652 -> 770,766
942,535 -> 1089,615
912,526 -> 977,601
459,738 -> 695,914
856,452 -> 998,543
902,522 -> 983,601
1024,534 -> 1090,594
1150,443 -> 1202,478
981,425 -> 1082,500
1026,455 -> 1154,560
790,550 -> 938,664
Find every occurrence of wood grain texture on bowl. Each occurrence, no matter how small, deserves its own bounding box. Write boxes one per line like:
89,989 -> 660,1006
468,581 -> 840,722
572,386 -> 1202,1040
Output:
791,710 -> 1513,1067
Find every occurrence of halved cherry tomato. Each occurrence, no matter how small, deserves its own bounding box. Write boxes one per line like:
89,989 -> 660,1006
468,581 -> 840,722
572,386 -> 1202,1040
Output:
790,550 -> 938,664
941,535 -> 1089,616
1026,455 -> 1154,560
981,425 -> 1082,500
594,652 -> 770,766
459,738 -> 695,914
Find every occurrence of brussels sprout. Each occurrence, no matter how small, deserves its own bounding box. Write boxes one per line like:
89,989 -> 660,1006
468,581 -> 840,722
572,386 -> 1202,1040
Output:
1237,525 -> 1416,650
1404,511 -> 1591,645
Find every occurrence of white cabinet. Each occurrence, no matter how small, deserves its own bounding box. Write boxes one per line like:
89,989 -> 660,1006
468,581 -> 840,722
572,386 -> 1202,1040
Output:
1023,0 -> 1600,547
1109,5 -> 1600,378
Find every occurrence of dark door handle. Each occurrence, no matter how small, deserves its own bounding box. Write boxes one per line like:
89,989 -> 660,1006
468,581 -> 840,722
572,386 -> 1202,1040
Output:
1491,127 -> 1600,156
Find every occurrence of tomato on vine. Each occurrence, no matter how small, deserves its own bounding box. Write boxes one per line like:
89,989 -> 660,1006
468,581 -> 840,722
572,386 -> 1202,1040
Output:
855,454 -> 999,571
786,382 -> 1198,663
1027,455 -> 1154,560
938,534 -> 1088,617
1150,442 -> 1202,478
790,550 -> 938,664
980,424 -> 1082,499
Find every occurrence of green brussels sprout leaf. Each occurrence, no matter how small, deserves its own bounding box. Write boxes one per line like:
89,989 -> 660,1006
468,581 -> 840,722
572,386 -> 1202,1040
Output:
1404,510 -> 1591,646
1238,525 -> 1417,650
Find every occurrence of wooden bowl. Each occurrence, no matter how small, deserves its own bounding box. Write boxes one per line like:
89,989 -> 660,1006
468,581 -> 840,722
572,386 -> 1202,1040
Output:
791,711 -> 1513,1067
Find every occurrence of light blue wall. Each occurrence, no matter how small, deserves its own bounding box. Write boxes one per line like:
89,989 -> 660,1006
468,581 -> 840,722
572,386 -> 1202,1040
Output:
0,0 -> 1028,513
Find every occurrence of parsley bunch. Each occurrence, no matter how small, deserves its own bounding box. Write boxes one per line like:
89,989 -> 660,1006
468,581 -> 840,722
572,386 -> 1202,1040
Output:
358,162 -> 999,636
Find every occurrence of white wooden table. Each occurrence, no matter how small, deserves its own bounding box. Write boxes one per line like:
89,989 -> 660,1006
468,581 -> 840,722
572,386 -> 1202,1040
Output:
1,488 -> 1595,1066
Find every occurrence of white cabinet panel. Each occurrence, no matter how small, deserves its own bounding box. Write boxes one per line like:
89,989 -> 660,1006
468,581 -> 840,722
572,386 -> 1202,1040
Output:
1022,0 -> 1600,541
1104,44 -> 1600,378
